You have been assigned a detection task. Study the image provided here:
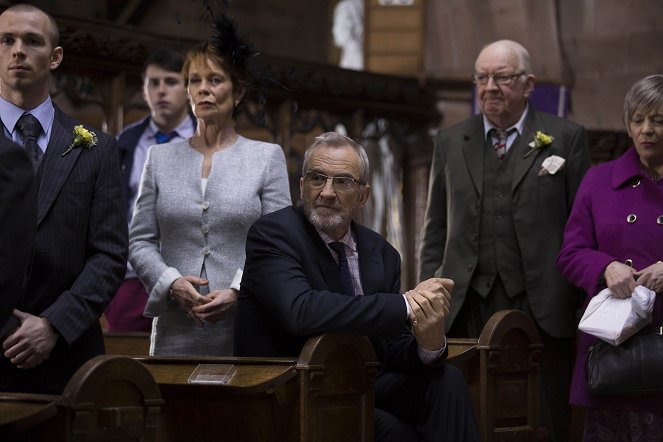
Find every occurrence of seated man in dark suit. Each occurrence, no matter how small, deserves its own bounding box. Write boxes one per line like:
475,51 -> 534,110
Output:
235,132 -> 479,441
0,138 -> 36,340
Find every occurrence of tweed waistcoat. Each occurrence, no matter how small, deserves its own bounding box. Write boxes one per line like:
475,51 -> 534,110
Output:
469,136 -> 526,297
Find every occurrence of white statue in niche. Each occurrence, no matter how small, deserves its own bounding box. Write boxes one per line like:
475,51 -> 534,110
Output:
332,0 -> 364,70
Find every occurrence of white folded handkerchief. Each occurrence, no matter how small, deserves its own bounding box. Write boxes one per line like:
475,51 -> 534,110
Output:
578,286 -> 656,345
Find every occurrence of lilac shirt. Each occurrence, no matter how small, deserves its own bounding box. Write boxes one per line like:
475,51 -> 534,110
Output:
557,146 -> 663,410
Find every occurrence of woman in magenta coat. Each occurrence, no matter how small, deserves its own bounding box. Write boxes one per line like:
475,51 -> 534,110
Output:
557,74 -> 663,442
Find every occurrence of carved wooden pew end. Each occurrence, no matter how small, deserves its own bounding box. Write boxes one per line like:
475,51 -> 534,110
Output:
447,309 -> 543,442
298,333 -> 380,442
0,355 -> 163,442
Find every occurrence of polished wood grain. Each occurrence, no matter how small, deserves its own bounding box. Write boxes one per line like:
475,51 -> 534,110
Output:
0,393 -> 59,432
134,334 -> 378,442
103,313 -> 541,442
103,331 -> 151,356
141,358 -> 297,392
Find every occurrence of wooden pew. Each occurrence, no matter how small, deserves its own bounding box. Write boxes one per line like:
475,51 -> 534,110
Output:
0,354 -> 163,442
138,333 -> 379,442
104,310 -> 540,442
447,309 -> 543,442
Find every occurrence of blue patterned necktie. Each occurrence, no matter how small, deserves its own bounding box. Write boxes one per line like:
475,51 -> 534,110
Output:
16,114 -> 43,169
155,131 -> 177,144
328,241 -> 354,296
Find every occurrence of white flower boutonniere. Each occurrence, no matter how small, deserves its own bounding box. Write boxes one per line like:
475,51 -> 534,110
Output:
538,155 -> 566,176
61,125 -> 97,157
524,130 -> 554,158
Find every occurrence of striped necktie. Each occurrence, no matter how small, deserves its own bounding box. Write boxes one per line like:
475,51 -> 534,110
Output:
492,128 -> 508,160
16,114 -> 43,169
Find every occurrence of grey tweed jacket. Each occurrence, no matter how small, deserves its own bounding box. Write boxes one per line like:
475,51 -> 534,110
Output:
129,136 -> 291,355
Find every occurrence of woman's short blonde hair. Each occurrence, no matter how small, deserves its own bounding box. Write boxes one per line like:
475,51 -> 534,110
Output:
623,75 -> 663,127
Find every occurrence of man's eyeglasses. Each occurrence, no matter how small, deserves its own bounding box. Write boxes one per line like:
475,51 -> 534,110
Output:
472,72 -> 526,86
304,172 -> 364,191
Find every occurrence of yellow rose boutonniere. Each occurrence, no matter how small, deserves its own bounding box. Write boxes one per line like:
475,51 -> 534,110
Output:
523,131 -> 554,158
61,125 -> 97,157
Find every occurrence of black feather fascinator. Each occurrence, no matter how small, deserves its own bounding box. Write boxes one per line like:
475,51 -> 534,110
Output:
208,11 -> 259,77
201,1 -> 258,81
201,0 -> 292,120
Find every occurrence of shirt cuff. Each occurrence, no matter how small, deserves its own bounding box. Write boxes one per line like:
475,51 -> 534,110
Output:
417,335 -> 447,366
230,268 -> 243,291
402,293 -> 412,318
403,293 -> 446,365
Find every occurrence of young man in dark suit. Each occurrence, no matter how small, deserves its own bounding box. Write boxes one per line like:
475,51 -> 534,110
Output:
0,138 -> 36,340
0,4 -> 127,393
418,40 -> 591,442
235,132 -> 479,441
106,47 -> 195,332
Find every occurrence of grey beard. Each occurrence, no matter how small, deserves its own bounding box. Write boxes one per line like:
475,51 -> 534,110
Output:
304,205 -> 346,233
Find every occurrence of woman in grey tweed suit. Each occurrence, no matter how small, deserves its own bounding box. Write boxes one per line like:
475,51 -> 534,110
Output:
129,43 -> 291,356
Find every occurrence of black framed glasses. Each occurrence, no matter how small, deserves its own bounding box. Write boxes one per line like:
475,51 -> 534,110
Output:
472,72 -> 526,86
304,172 -> 364,191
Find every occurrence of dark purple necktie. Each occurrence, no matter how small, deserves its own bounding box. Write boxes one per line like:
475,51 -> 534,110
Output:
328,241 -> 354,296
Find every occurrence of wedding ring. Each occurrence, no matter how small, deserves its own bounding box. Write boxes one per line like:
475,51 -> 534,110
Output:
412,320 -> 419,326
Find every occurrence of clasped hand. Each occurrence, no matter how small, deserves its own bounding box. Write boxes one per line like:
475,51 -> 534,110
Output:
170,276 -> 238,325
2,310 -> 58,369
405,277 -> 454,351
605,261 -> 663,298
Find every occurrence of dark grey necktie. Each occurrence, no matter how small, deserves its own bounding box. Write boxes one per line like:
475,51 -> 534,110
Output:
16,114 -> 43,169
328,241 -> 354,296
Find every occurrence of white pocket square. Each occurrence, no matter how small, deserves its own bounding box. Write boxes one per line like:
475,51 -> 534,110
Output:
538,155 -> 566,176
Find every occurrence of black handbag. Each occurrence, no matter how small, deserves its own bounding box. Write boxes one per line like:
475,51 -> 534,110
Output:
586,326 -> 663,395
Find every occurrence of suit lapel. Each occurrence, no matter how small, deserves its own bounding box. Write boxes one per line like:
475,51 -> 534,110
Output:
512,107 -> 544,192
461,117 -> 485,198
37,107 -> 81,225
